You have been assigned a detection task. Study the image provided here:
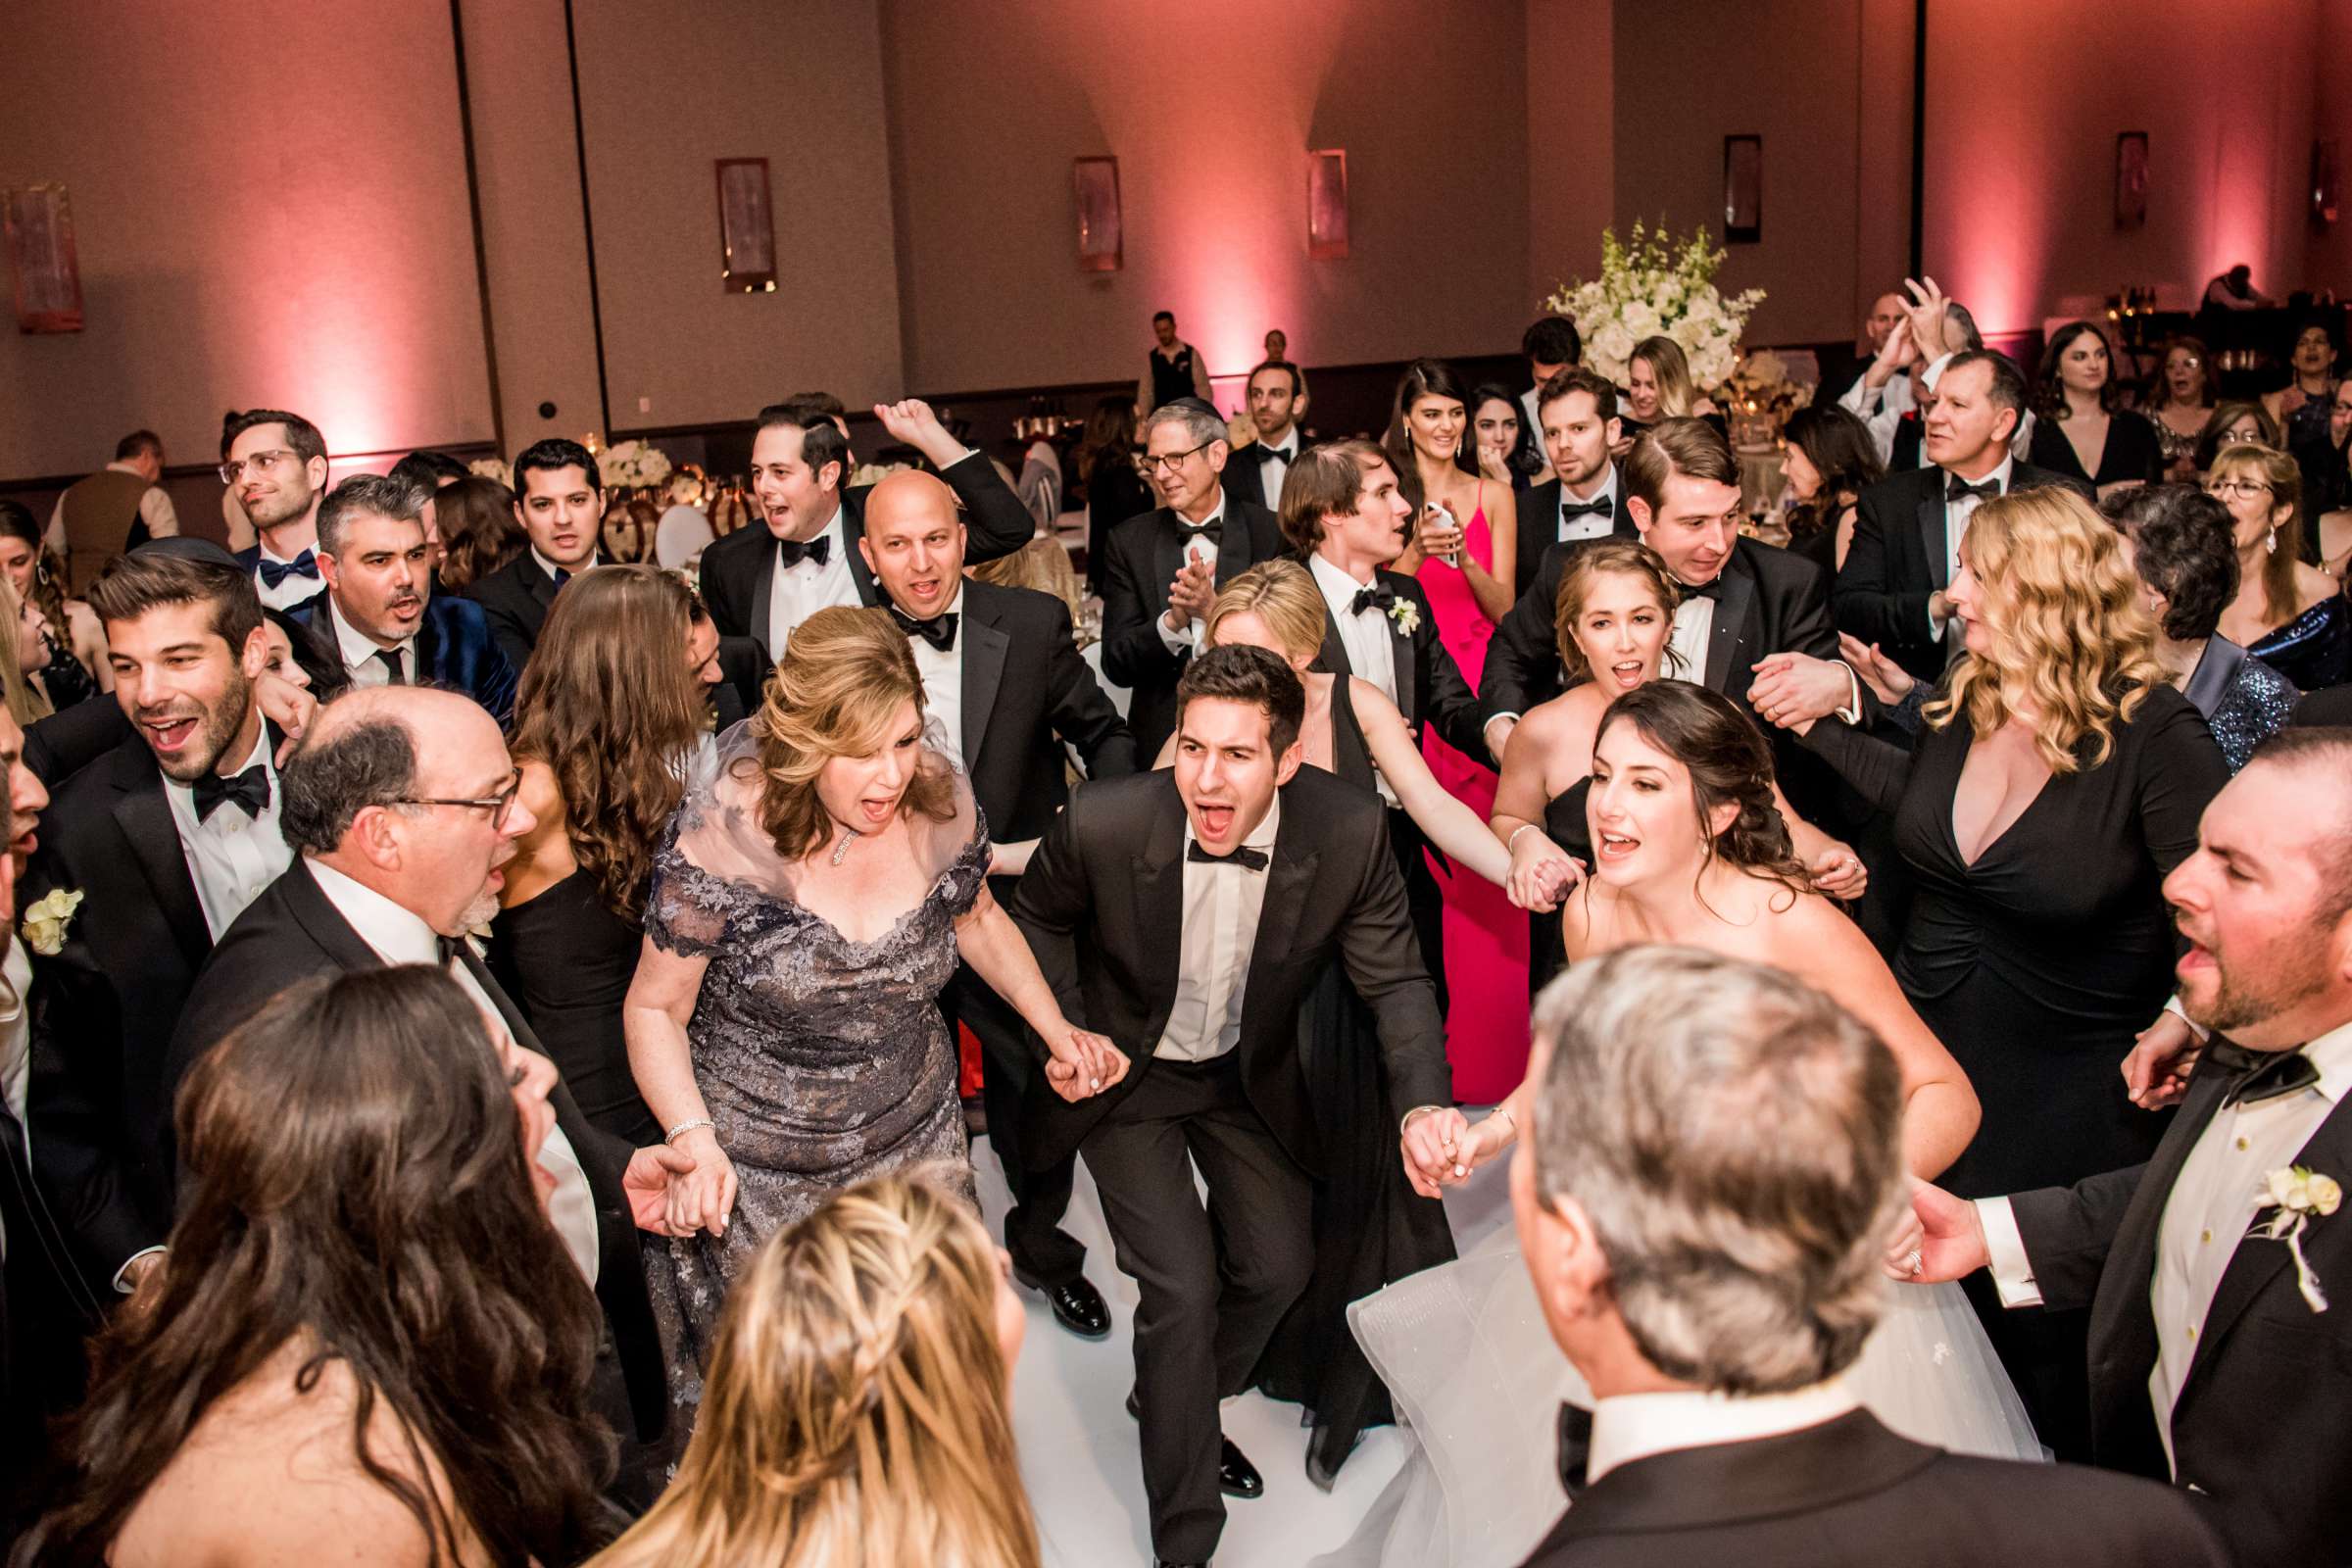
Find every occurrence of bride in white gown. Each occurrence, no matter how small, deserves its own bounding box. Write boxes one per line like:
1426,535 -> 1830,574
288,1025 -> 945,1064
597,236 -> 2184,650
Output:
1321,681 -> 2041,1568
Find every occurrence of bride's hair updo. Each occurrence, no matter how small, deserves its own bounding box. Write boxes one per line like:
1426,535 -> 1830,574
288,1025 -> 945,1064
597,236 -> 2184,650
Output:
1203,560 -> 1327,665
1593,680 -> 1814,905
748,606 -> 956,861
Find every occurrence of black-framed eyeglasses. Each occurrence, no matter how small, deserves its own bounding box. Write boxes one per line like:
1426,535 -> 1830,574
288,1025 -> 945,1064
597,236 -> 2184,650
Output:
1143,440 -> 1214,476
219,449 -> 296,486
393,768 -> 522,829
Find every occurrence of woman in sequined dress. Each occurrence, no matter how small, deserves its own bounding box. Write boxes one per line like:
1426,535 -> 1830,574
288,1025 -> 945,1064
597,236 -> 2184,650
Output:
621,607 -> 1120,1438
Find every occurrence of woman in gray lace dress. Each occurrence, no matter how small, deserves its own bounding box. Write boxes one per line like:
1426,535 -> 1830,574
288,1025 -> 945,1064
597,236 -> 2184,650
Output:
622,607 -> 1121,1433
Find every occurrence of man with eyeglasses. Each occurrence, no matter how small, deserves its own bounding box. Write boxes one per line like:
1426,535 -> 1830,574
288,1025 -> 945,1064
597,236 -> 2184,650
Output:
1098,398 -> 1285,758
20,542 -> 287,1309
220,410 -> 333,613
167,683 -> 687,1504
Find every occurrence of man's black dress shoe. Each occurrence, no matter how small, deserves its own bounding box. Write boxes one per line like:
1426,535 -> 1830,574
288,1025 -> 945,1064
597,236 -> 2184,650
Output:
1125,1390 -> 1264,1500
1020,1273 -> 1110,1339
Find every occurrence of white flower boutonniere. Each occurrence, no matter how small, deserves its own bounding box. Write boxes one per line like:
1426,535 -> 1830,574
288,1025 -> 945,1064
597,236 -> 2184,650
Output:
1387,599 -> 1421,637
21,887 -> 84,957
2252,1164 -> 2341,1313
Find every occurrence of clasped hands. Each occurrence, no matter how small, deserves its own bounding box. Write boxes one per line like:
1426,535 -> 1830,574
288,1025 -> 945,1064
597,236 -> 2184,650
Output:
1504,828 -> 1584,912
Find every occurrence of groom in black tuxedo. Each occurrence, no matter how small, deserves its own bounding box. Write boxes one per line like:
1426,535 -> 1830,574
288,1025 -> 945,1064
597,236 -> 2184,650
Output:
698,397 -> 1037,665
1835,350 -> 2086,682
1914,728 -> 2352,1568
1514,947 -> 2226,1568
858,470 -> 1136,1339
1010,647 -> 1464,1568
1512,368 -> 1639,597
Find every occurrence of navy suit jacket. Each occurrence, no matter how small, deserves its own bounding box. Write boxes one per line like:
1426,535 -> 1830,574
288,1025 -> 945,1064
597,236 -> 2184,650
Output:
290,593 -> 518,726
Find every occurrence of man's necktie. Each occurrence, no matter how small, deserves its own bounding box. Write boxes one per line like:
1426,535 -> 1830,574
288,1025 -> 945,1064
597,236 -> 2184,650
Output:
192,765 -> 270,822
1350,585 -> 1396,617
776,535 -> 831,568
551,566 -> 571,588
2211,1041 -> 2323,1106
256,551 -> 318,590
375,648 -> 408,686
890,607 -> 958,653
1187,841 -> 1269,871
1560,495 -> 1615,521
1945,473 -> 2001,504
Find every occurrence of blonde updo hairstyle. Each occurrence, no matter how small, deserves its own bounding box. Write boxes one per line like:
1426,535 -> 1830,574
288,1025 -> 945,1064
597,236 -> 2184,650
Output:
1924,487 -> 2165,774
746,606 -> 956,860
1552,538 -> 1683,682
586,1174 -> 1040,1568
1202,559 -> 1329,666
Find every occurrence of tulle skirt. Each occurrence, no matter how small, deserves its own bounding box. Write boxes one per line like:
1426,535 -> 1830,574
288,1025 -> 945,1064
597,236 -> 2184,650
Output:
1312,1231 -> 2042,1568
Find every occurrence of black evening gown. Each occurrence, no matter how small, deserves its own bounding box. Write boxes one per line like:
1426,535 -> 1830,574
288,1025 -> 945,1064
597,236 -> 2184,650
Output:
1252,677 -> 1457,1487
1526,775 -> 1592,1000
488,868 -> 660,1148
1803,681 -> 2227,1460
2027,409 -> 2164,487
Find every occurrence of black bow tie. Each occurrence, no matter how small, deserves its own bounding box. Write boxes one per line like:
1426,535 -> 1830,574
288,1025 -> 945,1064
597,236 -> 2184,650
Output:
890,606 -> 958,652
2211,1041 -> 2324,1106
255,551 -> 318,590
1350,585 -> 1396,617
1560,494 -> 1615,521
1677,575 -> 1723,603
1557,1402 -> 1594,1496
775,534 -> 831,568
1178,516 -> 1223,544
1945,473 -> 2001,504
192,764 -> 270,823
1187,841 -> 1269,871
1256,442 -> 1294,464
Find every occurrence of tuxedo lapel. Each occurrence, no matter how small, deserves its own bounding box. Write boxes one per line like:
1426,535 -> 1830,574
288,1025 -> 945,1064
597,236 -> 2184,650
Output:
1316,609 -> 1352,677
1703,566 -> 1757,694
1917,485 -> 1948,591
959,604 -> 1010,773
1152,513 -> 1186,615
1386,580 -> 1421,722
2183,1089 -> 2352,1390
748,537 -> 776,660
1236,827 -> 1316,1034
106,747 -> 209,969
843,497 -> 882,608
414,602 -> 446,682
1128,794 -> 1189,1047
1212,497 -> 1255,585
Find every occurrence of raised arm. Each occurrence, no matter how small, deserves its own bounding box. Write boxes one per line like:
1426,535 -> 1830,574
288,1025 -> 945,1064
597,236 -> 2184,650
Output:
1352,679 -> 1511,885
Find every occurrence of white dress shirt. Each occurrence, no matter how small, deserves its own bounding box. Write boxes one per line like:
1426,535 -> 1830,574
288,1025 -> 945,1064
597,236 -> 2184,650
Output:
529,546 -> 596,586
905,584 -> 967,763
1309,553 -> 1402,805
1519,385 -> 1544,438
253,537 -> 323,612
1667,589 -> 1716,683
46,461 -> 180,554
329,595 -> 417,687
1932,453 -> 2013,642
0,938 -> 29,1263
1588,1376 -> 1861,1485
306,858 -> 602,1286
1838,365 -> 1921,466
1256,429 -> 1298,508
1154,502 -> 1227,655
1155,799 -> 1281,1062
1981,1018 -> 2352,1476
1558,466 -> 1621,545
767,506 -> 858,658
161,726 -> 293,940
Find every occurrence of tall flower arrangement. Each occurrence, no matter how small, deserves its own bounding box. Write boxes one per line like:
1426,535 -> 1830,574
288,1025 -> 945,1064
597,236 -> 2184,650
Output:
599,438 -> 673,492
1544,221 -> 1765,390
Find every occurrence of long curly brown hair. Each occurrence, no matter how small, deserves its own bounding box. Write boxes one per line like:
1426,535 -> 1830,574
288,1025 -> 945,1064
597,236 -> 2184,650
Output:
1593,680 -> 1815,910
19,968 -> 612,1567
747,606 -> 956,863
509,564 -> 707,918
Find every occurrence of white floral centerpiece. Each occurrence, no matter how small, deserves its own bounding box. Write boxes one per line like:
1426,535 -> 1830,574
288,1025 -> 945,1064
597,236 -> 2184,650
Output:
1544,221 -> 1765,392
599,438 -> 673,493
466,456 -> 512,488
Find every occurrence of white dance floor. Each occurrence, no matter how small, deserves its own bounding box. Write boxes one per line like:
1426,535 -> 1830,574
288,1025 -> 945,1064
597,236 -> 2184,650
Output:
973,1125 -> 1516,1567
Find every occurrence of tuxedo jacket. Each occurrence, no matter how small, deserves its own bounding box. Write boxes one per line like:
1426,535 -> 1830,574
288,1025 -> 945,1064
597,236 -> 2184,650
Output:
2292,683 -> 2352,726
1835,461 -> 2086,681
952,578 -> 1136,841
163,858 -> 666,1440
1220,440 -> 1294,511
1007,767 -> 1448,1174
1519,1408 -> 2226,1567
1095,497 -> 1285,759
288,593 -> 519,727
20,728 -> 247,1289
1512,469 -> 1638,599
457,549 -> 564,674
2011,1051 -> 2352,1568
698,452 -> 1035,663
1312,568 -> 1489,762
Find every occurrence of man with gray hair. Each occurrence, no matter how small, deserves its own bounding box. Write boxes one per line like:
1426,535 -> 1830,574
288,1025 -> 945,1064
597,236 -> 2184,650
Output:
285,472 -> 516,724
1513,946 -> 2225,1566
1097,396 -> 1284,758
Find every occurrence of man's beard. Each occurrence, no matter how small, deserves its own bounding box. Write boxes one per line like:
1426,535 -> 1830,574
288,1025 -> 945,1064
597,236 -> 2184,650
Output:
2195,936 -> 2330,1035
457,887 -> 501,937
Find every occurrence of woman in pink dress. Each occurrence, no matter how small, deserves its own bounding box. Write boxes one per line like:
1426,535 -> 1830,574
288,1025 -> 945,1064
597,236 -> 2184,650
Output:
1383,359 -> 1525,1102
